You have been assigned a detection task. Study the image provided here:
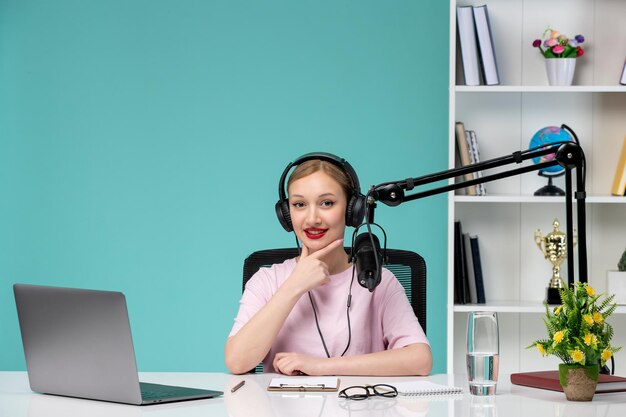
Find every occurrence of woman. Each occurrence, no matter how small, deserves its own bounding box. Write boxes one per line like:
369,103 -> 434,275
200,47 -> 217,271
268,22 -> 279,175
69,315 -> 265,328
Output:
225,153 -> 432,376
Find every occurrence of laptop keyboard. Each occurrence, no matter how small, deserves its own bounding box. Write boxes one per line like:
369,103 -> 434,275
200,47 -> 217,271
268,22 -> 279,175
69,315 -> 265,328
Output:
140,382 -> 211,400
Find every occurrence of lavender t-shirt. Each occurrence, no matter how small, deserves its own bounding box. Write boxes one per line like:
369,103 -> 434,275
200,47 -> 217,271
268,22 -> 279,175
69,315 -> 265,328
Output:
229,258 -> 429,372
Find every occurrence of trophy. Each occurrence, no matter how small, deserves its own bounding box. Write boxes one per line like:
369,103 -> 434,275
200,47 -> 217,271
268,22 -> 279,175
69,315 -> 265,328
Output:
535,219 -> 576,304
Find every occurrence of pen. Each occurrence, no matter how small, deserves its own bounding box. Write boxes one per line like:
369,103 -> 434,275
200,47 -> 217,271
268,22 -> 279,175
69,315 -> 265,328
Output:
231,380 -> 245,393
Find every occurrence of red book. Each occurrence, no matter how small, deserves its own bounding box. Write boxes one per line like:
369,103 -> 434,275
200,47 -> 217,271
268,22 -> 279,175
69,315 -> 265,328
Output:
511,370 -> 626,393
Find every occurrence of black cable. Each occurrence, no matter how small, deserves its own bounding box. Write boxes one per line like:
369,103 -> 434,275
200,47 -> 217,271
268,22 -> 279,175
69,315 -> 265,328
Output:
340,266 -> 356,357
577,140 -> 586,191
307,264 -> 355,359
308,291 -> 332,358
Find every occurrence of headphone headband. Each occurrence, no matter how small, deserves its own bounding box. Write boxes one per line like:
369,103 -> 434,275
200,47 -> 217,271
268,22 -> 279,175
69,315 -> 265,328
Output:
277,152 -> 362,201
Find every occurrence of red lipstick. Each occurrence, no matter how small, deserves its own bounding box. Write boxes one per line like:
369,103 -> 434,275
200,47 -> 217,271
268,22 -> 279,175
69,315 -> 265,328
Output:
304,228 -> 327,240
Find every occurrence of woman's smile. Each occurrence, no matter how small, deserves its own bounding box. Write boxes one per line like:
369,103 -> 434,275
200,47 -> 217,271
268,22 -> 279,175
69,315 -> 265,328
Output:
304,227 -> 328,240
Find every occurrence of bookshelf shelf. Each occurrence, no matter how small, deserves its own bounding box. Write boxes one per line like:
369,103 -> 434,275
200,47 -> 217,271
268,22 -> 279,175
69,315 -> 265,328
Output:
454,195 -> 626,204
456,86 -> 626,93
453,302 -> 626,315
454,301 -> 546,314
448,0 -> 626,377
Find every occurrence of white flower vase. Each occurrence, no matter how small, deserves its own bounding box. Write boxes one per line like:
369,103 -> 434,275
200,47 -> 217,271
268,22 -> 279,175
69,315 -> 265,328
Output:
545,58 -> 576,86
607,271 -> 626,305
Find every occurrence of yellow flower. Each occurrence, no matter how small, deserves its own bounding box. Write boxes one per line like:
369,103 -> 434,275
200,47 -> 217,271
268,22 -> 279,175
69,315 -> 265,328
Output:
593,312 -> 604,324
602,348 -> 613,362
571,350 -> 585,364
531,281 -> 621,367
553,331 -> 565,344
583,333 -> 597,346
537,344 -> 547,356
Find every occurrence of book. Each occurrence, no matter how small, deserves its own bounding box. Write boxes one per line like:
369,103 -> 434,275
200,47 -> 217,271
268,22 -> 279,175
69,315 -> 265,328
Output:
268,376 -> 339,392
464,233 -> 478,304
473,5 -> 500,85
468,130 -> 486,196
454,221 -> 468,304
393,381 -> 463,396
455,121 -> 477,195
456,6 -> 481,86
610,135 -> 626,196
621,59 -> 626,85
511,370 -> 626,394
470,235 -> 486,304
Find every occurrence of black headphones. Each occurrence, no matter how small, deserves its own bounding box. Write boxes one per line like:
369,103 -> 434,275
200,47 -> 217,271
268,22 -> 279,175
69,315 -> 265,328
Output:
275,152 -> 367,232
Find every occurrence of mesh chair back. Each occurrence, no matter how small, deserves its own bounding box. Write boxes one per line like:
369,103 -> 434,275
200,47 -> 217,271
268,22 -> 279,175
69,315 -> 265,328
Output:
241,247 -> 427,372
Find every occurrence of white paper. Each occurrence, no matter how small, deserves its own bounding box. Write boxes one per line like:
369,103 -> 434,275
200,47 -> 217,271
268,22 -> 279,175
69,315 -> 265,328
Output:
269,376 -> 339,389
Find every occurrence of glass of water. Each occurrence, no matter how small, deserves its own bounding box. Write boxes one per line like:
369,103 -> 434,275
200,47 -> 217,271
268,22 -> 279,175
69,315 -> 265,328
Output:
466,311 -> 499,395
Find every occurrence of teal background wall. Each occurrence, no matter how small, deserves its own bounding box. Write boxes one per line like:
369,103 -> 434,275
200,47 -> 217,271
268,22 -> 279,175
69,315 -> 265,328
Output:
0,1 -> 449,373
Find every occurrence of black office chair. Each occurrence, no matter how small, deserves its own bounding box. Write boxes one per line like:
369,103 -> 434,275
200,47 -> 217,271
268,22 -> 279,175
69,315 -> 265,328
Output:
241,247 -> 427,373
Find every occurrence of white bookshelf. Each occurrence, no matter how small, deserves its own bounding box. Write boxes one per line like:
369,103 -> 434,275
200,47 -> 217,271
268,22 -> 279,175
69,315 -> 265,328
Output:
448,0 -> 626,377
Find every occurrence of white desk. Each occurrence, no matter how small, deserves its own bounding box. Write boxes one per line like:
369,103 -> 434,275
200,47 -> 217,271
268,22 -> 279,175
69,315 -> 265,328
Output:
2,371 -> 626,417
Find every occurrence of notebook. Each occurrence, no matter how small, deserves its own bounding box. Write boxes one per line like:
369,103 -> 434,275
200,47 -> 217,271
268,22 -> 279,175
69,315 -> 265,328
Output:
13,284 -> 223,405
393,381 -> 464,396
511,370 -> 626,393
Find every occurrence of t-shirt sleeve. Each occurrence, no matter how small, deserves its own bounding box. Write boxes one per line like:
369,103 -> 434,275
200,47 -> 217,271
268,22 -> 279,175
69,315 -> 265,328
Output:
379,269 -> 429,349
228,268 -> 275,337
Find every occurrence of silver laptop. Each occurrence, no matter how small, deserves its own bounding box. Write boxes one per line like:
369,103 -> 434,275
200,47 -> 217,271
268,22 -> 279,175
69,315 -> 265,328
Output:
13,284 -> 223,405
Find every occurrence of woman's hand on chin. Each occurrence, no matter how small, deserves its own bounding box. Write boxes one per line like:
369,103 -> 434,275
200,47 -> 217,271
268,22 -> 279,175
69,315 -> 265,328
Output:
284,239 -> 344,295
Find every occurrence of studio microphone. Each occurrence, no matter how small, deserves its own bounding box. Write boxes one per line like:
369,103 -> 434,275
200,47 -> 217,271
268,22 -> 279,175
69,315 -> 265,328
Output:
353,232 -> 383,292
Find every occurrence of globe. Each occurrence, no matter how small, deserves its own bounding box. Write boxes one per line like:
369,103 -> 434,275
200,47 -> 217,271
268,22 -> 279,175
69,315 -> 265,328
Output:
529,126 -> 573,174
529,125 -> 575,196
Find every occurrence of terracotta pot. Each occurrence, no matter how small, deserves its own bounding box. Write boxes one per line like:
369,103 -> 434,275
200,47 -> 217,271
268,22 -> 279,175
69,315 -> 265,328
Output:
559,363 -> 599,401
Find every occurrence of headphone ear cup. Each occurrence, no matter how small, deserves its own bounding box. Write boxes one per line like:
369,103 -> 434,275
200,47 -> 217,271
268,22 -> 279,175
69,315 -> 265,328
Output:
345,194 -> 367,227
275,200 -> 293,232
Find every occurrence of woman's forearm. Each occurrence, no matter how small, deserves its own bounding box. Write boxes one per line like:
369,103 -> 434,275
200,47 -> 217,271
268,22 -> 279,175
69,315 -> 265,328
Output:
322,343 -> 432,376
224,285 -> 302,374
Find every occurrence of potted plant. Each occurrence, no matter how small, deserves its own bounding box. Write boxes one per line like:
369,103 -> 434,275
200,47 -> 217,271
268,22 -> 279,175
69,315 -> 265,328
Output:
532,28 -> 585,86
529,282 -> 621,401
607,247 -> 626,305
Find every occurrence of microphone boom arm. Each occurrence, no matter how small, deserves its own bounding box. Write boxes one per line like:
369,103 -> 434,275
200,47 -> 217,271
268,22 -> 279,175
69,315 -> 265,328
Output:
368,141 -> 588,290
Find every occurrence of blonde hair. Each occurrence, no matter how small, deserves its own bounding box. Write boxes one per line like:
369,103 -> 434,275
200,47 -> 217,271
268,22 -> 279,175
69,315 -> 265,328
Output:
287,160 -> 353,199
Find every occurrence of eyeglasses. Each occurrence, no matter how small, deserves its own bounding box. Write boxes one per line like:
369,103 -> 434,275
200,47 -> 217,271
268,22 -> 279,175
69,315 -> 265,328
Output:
338,384 -> 398,400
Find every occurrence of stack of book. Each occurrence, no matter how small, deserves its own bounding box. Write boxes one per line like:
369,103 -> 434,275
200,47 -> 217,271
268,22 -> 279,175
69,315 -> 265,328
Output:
455,121 -> 486,196
456,4 -> 500,86
454,220 -> 486,305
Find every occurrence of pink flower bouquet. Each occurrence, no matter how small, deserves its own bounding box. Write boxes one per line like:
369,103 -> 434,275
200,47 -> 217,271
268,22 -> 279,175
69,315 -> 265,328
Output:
533,28 -> 585,59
